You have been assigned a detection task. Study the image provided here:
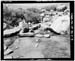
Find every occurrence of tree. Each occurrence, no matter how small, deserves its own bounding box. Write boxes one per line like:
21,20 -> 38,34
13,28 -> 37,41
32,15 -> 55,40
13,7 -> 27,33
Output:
27,8 -> 40,13
42,5 -> 57,11
24,8 -> 41,24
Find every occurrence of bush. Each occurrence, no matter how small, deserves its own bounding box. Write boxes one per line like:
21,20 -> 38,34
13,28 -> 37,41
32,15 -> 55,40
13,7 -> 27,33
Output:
24,8 -> 41,24
42,5 -> 57,11
3,6 -> 42,28
3,6 -> 24,28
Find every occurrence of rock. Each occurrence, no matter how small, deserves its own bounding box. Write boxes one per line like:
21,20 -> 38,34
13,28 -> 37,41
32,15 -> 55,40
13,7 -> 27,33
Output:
4,38 -> 12,47
4,26 -> 20,36
19,20 -> 29,29
35,34 -> 44,38
43,34 -> 50,38
8,38 -> 20,50
3,23 -> 7,29
34,43 -> 39,48
4,37 -> 16,47
34,30 -> 40,34
57,5 -> 67,11
4,48 -> 13,55
4,55 -> 12,59
50,15 -> 70,34
4,45 -> 7,50
19,32 -> 34,37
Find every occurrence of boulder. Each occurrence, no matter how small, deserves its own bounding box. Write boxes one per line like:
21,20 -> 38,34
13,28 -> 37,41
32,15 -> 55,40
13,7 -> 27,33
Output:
4,55 -> 12,59
4,45 -> 7,50
50,15 -> 70,34
19,32 -> 35,37
4,26 -> 20,36
35,34 -> 44,38
34,30 -> 40,34
3,23 -> 7,29
43,34 -> 50,38
56,5 -> 67,11
4,48 -> 13,55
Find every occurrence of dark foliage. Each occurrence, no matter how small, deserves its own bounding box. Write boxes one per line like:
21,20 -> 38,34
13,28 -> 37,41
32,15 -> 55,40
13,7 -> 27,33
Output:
24,8 -> 41,23
42,5 -> 57,11
3,6 -> 41,28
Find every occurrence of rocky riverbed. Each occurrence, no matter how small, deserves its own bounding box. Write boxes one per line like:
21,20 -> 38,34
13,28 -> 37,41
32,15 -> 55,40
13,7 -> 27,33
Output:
4,34 -> 70,58
3,3 -> 70,59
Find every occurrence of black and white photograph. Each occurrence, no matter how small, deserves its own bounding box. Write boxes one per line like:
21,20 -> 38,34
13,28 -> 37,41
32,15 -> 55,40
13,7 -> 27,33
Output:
1,1 -> 74,60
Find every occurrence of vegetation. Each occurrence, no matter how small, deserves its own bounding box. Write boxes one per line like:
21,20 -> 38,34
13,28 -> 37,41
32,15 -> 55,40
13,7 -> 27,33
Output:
3,4 -> 70,59
3,6 -> 41,29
